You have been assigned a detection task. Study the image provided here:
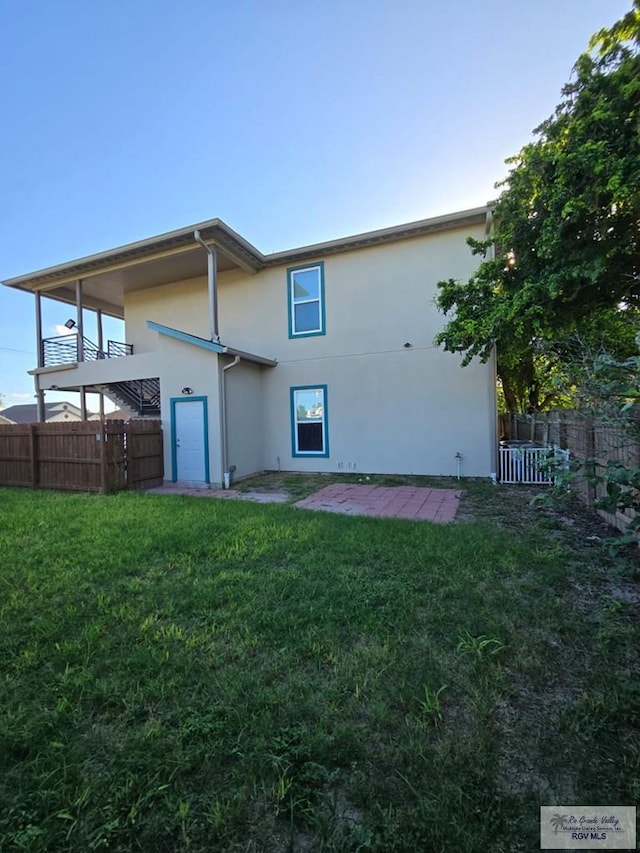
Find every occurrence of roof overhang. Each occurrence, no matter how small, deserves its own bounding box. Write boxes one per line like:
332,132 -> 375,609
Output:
2,220 -> 266,319
2,206 -> 489,319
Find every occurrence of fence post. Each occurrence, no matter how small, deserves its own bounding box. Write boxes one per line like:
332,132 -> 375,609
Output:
99,420 -> 108,493
29,424 -> 39,489
584,417 -> 596,507
126,421 -> 140,489
559,412 -> 567,449
542,417 -> 549,446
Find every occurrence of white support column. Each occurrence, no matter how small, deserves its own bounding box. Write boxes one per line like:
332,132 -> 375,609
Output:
34,291 -> 46,422
97,309 -> 104,357
35,379 -> 45,423
35,291 -> 44,368
76,280 -> 84,361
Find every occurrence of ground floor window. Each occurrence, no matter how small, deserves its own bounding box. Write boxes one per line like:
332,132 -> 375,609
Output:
290,385 -> 329,457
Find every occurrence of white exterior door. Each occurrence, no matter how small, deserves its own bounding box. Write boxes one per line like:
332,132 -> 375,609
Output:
173,398 -> 208,484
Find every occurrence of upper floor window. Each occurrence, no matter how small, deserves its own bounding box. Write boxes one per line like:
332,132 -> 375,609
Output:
287,262 -> 325,338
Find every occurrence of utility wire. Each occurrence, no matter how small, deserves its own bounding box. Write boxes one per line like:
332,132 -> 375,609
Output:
0,346 -> 35,354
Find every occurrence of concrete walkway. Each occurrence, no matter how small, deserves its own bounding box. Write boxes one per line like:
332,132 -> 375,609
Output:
295,484 -> 461,522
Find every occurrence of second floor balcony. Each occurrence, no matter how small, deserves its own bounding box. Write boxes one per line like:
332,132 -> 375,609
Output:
42,334 -> 133,367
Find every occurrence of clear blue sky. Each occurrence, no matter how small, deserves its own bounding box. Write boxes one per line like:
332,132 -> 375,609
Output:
0,0 -> 630,409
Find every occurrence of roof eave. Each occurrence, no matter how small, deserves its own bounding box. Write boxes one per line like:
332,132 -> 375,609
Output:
2,205 -> 490,292
2,218 -> 266,292
262,206 -> 489,266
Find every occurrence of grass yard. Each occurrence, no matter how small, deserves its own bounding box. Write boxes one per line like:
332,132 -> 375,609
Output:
0,481 -> 638,852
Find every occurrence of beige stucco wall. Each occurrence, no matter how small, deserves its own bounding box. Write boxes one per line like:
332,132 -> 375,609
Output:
125,277 -> 208,354
262,349 -> 495,478
217,225 -> 484,360
114,222 -> 496,480
223,360 -> 266,482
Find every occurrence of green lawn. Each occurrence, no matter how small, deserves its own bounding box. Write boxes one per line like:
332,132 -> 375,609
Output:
0,483 -> 638,852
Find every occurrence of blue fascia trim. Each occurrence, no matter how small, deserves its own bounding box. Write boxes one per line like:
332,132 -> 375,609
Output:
147,320 -> 225,354
287,261 -> 326,339
170,395 -> 211,484
290,384 -> 329,458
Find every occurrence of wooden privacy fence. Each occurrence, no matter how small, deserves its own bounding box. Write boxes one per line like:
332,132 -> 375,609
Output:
0,420 -> 163,493
501,411 -> 639,537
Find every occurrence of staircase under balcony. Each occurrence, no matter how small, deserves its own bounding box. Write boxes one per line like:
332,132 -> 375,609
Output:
99,378 -> 161,418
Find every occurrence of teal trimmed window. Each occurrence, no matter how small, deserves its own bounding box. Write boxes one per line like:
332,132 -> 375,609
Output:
287,262 -> 325,338
290,385 -> 329,457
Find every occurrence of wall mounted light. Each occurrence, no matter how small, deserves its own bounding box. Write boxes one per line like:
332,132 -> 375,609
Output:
181,387 -> 194,395
64,318 -> 77,329
403,342 -> 413,348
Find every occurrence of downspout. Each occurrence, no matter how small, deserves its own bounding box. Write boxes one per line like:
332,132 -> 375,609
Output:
220,356 -> 240,488
193,230 -> 219,343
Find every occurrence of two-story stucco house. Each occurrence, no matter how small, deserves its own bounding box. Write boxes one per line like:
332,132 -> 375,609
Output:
2,207 -> 497,487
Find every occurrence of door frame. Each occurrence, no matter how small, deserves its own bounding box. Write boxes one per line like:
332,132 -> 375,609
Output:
170,396 -> 210,484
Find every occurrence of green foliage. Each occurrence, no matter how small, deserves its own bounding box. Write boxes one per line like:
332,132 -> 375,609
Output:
585,457 -> 639,552
417,683 -> 447,726
435,2 -> 640,411
457,631 -> 506,661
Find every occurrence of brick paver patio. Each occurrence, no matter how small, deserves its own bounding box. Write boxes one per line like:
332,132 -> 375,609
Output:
295,484 -> 461,522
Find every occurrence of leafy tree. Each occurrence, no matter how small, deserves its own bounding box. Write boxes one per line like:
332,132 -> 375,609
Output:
435,1 -> 640,412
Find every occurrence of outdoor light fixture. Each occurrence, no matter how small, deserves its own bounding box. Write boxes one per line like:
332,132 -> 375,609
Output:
64,318 -> 76,329
403,342 -> 413,348
181,387 -> 194,395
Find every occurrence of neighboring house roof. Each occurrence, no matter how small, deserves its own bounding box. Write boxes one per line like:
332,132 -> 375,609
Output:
0,401 -> 82,423
0,414 -> 14,425
1,206 -> 489,320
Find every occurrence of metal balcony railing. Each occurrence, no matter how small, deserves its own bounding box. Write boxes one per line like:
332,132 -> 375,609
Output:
107,340 -> 133,358
41,334 -> 133,367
